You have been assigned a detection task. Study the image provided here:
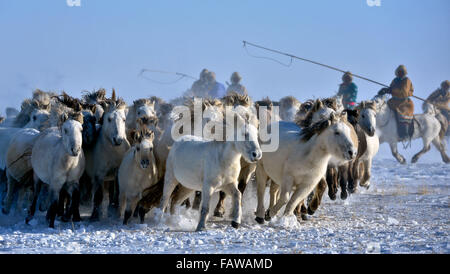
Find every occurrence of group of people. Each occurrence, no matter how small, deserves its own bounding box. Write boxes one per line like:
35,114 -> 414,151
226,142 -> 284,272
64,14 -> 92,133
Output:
187,65 -> 449,142
335,66 -> 449,141
189,69 -> 247,98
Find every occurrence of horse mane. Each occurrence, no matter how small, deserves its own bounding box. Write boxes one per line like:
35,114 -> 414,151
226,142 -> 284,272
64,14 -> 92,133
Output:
82,88 -> 107,104
255,97 -> 273,110
53,92 -> 83,112
130,125 -> 154,144
295,99 -> 323,128
299,112 -> 346,142
358,100 -> 377,112
133,98 -> 154,108
12,98 -> 49,127
322,97 -> 338,111
149,96 -> 165,106
32,89 -> 55,109
299,118 -> 332,142
222,91 -> 251,107
279,96 -> 300,108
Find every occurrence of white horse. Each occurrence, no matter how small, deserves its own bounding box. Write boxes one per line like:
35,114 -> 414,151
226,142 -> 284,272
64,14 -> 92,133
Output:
255,112 -> 357,223
373,94 -> 449,164
125,98 -> 157,145
29,112 -> 85,227
84,98 -> 130,221
118,127 -> 157,225
159,111 -> 262,231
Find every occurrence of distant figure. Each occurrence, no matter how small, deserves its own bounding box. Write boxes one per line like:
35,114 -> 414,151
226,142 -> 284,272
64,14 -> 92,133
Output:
386,65 -> 415,141
226,72 -> 248,96
205,71 -> 226,99
426,80 -> 450,120
337,72 -> 358,110
190,68 -> 210,97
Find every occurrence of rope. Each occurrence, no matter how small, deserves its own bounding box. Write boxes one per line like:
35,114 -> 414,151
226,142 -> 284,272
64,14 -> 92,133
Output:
139,69 -> 197,85
243,41 -> 293,67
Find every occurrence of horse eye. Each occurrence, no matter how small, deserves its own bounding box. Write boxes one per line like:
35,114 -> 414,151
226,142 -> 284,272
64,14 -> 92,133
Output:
149,147 -> 153,152
32,116 -> 37,121
334,131 -> 340,136
64,129 -> 68,134
136,147 -> 140,151
138,111 -> 141,115
108,117 -> 112,122
362,115 -> 365,118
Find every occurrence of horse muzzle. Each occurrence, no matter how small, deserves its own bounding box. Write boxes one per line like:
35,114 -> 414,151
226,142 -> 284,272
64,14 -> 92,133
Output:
71,147 -> 81,157
112,137 -> 123,146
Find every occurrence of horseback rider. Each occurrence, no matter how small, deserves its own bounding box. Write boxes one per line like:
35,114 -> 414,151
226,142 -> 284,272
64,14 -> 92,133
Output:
379,65 -> 415,141
337,71 -> 358,110
205,71 -> 226,99
190,68 -> 211,97
226,72 -> 248,96
426,80 -> 450,120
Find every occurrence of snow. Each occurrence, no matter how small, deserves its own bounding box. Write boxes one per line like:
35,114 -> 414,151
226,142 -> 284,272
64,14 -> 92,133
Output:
0,158 -> 448,254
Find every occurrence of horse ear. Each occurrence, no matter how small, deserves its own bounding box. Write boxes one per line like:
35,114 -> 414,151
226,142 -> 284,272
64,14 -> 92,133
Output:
111,88 -> 116,101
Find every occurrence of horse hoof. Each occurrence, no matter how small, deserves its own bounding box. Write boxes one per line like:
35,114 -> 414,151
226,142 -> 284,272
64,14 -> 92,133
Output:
231,221 -> 240,229
329,194 -> 337,201
89,216 -> 100,222
307,207 -> 315,216
341,192 -> 348,200
255,217 -> 264,224
264,211 -> 271,221
195,226 -> 206,232
301,214 -> 308,221
213,211 -> 224,218
61,216 -> 71,223
1,208 -> 9,215
25,216 -> 33,224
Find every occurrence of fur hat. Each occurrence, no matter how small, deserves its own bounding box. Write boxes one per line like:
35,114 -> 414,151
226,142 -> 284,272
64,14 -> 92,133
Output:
395,65 -> 407,77
230,72 -> 242,84
342,71 -> 353,83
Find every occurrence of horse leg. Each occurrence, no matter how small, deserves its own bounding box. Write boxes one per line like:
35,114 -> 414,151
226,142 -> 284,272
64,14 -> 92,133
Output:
338,164 -> 349,200
268,175 -> 294,219
170,185 -> 194,215
2,172 -> 19,215
389,142 -> 406,164
411,137 -> 431,164
38,183 -> 50,212
255,165 -> 268,223
326,167 -> 337,200
269,180 -> 279,209
224,183 -> 242,229
26,176 -> 42,224
284,183 -> 311,217
431,137 -> 450,163
213,191 -> 226,218
123,197 -> 140,225
360,159 -> 372,189
90,176 -> 104,222
308,178 -> 327,215
348,160 -> 359,194
192,191 -> 202,210
46,186 -> 60,228
159,167 -> 179,214
57,188 -> 68,218
196,184 -> 213,232
71,187 -> 81,222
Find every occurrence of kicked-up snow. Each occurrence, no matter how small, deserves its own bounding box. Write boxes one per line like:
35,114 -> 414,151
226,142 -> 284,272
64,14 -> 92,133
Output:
0,158 -> 448,254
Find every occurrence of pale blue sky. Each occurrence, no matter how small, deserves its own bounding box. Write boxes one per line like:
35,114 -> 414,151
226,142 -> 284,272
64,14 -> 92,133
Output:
0,0 -> 449,160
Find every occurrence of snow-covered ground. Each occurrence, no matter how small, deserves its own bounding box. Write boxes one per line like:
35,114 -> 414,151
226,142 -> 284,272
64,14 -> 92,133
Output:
0,158 -> 448,254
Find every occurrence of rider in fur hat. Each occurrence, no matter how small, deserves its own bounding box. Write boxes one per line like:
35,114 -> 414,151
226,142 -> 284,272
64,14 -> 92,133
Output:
337,71 -> 358,110
226,72 -> 248,96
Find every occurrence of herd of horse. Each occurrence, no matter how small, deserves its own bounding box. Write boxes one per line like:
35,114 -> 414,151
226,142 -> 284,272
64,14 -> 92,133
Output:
0,88 -> 448,231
